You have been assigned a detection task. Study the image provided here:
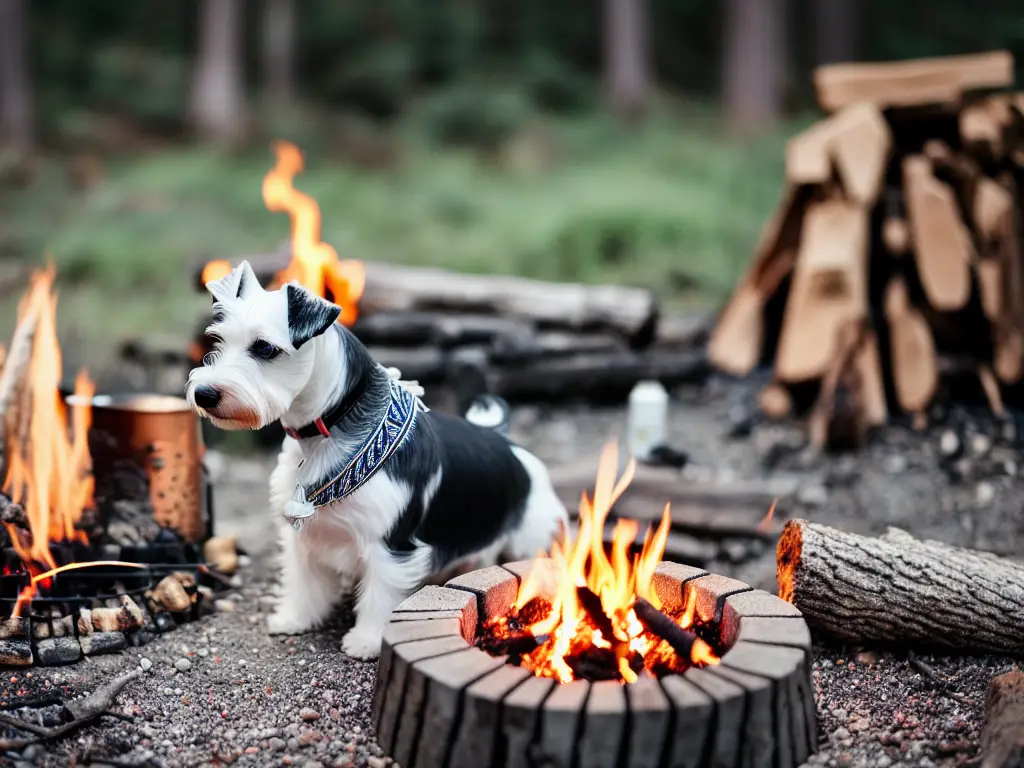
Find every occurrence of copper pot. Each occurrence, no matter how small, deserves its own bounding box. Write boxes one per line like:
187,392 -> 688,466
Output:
67,393 -> 209,543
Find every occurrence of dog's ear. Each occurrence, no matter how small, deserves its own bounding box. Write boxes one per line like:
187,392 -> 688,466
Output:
207,260 -> 261,305
286,283 -> 341,349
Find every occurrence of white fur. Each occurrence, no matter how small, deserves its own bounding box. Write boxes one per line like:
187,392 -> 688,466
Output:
188,261 -> 568,660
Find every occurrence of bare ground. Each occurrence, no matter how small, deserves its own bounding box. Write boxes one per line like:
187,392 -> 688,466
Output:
3,375 -> 1023,767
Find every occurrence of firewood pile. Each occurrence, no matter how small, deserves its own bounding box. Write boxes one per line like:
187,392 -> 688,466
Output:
171,250 -> 709,404
709,50 -> 1024,449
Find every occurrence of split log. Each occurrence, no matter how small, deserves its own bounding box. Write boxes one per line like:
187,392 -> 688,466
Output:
708,184 -> 808,377
812,50 -> 1014,113
885,277 -> 938,414
777,519 -> 1024,655
774,198 -> 869,382
351,311 -> 534,349
981,668 -> 1024,768
903,155 -> 975,311
194,255 -> 658,347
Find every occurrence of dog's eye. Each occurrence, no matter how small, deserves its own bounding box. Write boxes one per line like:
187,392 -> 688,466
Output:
249,339 -> 282,361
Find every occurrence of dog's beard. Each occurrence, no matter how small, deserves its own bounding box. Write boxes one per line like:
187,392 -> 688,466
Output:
186,369 -> 290,431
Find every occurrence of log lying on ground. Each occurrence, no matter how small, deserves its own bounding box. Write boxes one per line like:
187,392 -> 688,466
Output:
777,519 -> 1024,655
982,668 -> 1024,768
192,254 -> 659,346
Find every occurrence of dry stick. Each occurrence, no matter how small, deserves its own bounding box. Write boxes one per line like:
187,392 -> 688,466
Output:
633,597 -> 699,659
777,519 -> 1024,655
981,667 -> 1024,768
0,669 -> 141,747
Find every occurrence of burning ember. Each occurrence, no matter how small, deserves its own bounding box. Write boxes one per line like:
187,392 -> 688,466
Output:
480,442 -> 720,684
201,141 -> 365,324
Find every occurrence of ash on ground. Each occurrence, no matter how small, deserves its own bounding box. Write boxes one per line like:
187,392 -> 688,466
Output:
5,374 -> 1022,767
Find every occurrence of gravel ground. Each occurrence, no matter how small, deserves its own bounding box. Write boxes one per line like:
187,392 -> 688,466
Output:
3,375 -> 1023,767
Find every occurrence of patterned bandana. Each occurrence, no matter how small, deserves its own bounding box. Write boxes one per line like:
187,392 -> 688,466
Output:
303,378 -> 428,509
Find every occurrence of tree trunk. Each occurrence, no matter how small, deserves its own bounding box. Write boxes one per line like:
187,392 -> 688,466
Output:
812,0 -> 858,67
777,519 -> 1024,655
604,0 -> 650,123
190,0 -> 248,144
262,0 -> 294,107
0,0 -> 33,154
721,0 -> 787,131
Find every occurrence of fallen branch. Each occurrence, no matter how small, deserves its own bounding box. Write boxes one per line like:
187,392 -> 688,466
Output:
777,519 -> 1024,655
0,669 -> 142,748
981,667 -> 1024,767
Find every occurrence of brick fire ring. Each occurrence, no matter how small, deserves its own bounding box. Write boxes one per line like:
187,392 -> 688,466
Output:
372,560 -> 817,768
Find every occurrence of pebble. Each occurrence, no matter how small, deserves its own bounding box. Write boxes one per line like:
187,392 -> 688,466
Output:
366,758 -> 387,768
269,738 -> 287,752
301,708 -> 321,721
976,481 -> 996,506
215,600 -> 236,613
174,658 -> 193,672
139,657 -> 153,671
832,727 -> 851,741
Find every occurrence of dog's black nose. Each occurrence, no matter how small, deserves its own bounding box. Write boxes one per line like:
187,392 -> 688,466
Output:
193,385 -> 222,409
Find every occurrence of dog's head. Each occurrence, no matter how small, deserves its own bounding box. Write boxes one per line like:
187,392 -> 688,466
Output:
185,260 -> 341,430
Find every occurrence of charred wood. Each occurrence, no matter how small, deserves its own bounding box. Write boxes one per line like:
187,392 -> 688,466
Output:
777,519 -> 1024,655
633,596 -> 698,659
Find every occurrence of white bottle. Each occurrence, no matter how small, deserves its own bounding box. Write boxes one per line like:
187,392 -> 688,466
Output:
627,380 -> 668,462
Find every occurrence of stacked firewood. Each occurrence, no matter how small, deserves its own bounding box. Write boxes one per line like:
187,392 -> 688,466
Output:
709,50 -> 1024,448
172,250 -> 709,404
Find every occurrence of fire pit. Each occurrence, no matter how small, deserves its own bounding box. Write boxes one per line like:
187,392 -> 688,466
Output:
0,266 -> 235,667
372,445 -> 816,768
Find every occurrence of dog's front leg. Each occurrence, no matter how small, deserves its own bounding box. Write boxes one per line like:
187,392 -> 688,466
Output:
342,543 -> 433,660
267,527 -> 341,635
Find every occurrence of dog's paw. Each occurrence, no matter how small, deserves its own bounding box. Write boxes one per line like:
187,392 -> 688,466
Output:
342,626 -> 383,660
267,611 -> 313,636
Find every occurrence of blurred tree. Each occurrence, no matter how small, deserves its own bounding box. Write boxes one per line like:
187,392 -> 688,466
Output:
0,0 -> 33,154
262,0 -> 295,107
722,0 -> 788,131
604,0 -> 650,122
813,0 -> 858,66
189,0 -> 247,144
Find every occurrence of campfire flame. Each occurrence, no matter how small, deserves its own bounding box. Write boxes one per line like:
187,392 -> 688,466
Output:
509,442 -> 719,684
201,141 -> 365,325
3,266 -> 94,570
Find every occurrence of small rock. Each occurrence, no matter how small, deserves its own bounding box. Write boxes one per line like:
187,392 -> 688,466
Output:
140,657 -> 153,671
300,708 -> 320,722
269,738 -> 287,752
174,658 -> 193,672
970,433 -> 992,456
874,756 -> 893,768
938,430 -> 961,458
796,483 -> 829,506
215,599 -> 236,613
882,454 -> 907,474
854,651 -> 879,666
976,481 -> 996,506
366,758 -> 387,768
832,727 -> 851,741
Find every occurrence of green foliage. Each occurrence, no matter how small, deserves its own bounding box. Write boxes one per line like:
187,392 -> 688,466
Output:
1,111 -> 794,347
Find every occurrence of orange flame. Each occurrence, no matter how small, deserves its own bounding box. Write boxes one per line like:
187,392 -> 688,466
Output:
3,265 -> 94,581
513,442 -> 719,683
757,499 -> 778,533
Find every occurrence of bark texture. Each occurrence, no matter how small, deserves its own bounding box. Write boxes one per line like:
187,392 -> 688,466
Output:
0,0 -> 33,153
190,0 -> 248,144
721,0 -> 788,130
604,0 -> 650,122
777,519 -> 1024,655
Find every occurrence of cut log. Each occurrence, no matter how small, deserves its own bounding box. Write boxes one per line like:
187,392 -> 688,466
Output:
979,259 -> 1004,321
975,179 -> 1015,249
777,519 -> 1024,655
960,94 -> 1024,162
351,311 -> 534,349
775,199 -> 868,382
813,50 -> 1014,113
785,120 -> 834,186
708,185 -> 809,377
884,277 -> 938,413
854,329 -> 888,428
482,348 -> 708,403
807,320 -> 868,450
981,668 -> 1024,768
488,331 -> 626,365
903,155 -> 974,311
194,255 -> 658,347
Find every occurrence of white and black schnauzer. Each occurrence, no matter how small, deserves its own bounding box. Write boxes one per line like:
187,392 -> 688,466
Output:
185,261 -> 568,659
